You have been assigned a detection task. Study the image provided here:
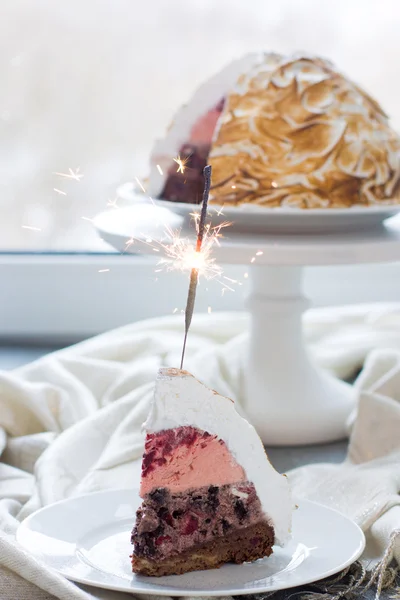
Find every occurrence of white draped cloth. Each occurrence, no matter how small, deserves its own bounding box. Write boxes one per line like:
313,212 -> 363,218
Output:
1,304 -> 400,600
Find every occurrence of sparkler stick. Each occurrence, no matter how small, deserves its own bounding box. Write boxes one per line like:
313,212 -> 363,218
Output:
180,165 -> 212,370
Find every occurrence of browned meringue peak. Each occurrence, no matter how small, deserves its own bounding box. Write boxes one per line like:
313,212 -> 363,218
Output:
209,54 -> 400,208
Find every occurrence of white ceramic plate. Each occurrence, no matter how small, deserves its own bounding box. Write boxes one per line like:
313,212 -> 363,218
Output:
117,182 -> 400,234
17,488 -> 365,597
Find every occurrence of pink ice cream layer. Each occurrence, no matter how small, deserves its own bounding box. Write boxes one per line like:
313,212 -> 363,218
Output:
189,98 -> 225,145
140,426 -> 245,497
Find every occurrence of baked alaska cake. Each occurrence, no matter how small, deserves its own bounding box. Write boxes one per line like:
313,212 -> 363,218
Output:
148,53 -> 400,209
131,368 -> 292,576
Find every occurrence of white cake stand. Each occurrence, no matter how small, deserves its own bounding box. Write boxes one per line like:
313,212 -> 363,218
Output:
94,204 -> 400,446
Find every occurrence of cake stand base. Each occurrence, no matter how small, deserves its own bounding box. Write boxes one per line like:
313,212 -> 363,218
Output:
244,265 -> 355,446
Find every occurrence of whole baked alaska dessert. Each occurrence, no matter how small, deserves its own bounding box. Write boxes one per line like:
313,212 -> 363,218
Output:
148,53 -> 400,209
131,368 -> 292,576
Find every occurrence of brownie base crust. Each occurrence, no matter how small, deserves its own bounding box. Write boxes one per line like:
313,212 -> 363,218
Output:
131,520 -> 274,577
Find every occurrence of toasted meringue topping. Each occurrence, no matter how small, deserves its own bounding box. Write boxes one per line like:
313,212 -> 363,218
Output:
209,53 -> 400,208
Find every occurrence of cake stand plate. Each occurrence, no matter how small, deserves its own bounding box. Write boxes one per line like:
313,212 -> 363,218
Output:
117,183 -> 400,233
17,488 -> 365,596
94,204 -> 400,445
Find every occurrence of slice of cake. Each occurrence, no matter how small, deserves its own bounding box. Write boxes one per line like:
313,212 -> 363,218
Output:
131,368 -> 292,577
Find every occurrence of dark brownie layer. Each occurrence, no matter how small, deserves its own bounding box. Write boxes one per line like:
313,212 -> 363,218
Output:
131,481 -> 273,564
160,98 -> 225,204
131,520 -> 274,576
160,143 -> 209,204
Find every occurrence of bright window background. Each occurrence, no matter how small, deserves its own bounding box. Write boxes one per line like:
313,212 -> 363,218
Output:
2,0 -> 400,341
2,0 -> 400,251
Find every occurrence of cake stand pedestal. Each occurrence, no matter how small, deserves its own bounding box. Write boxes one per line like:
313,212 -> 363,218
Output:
245,265 -> 353,445
94,205 -> 400,445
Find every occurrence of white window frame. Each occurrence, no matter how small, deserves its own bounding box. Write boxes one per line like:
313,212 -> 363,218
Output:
1,254 -> 400,342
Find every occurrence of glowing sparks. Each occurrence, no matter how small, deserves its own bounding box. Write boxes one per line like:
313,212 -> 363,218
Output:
158,218 -> 230,281
271,181 -> 278,188
53,167 -> 84,182
115,171 -> 234,295
231,185 -> 236,189
107,198 -> 119,209
98,269 -> 110,273
173,307 -> 178,314
250,257 -> 256,263
256,250 -> 263,256
208,306 -> 212,314
244,272 -> 249,279
135,177 -> 146,193
216,205 -> 225,216
165,241 -> 214,274
156,164 -> 163,175
220,281 -> 235,292
173,155 -> 189,174
22,225 -> 41,231
81,216 -> 94,222
54,188 -> 67,196
118,216 -> 233,293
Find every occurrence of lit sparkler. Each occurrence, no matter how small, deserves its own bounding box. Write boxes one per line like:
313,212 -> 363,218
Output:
117,165 -> 234,364
179,165 -> 211,369
159,222 -> 225,281
54,188 -> 67,196
123,205 -> 230,283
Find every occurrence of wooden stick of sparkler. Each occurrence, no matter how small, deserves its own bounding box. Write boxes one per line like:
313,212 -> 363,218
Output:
180,165 -> 212,370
